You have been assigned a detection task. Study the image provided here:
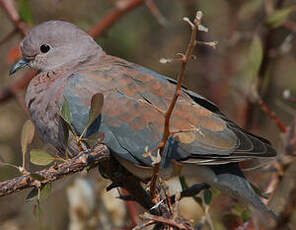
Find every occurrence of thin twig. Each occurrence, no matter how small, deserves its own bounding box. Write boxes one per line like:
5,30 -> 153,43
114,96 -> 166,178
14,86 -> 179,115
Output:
150,11 -> 202,201
133,220 -> 155,230
0,145 -> 108,197
257,96 -> 287,133
159,178 -> 173,215
140,213 -> 194,230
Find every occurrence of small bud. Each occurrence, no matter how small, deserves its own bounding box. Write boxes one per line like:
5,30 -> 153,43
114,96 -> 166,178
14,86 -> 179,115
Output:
198,24 -> 208,32
159,58 -> 171,64
18,166 -> 25,173
283,89 -> 291,99
195,11 -> 203,21
197,41 -> 218,49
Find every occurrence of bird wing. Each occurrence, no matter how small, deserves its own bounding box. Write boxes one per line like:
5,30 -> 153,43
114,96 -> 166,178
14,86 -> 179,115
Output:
63,55 -> 276,167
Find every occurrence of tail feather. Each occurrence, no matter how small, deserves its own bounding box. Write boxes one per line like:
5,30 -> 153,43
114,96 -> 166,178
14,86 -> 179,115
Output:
211,163 -> 277,226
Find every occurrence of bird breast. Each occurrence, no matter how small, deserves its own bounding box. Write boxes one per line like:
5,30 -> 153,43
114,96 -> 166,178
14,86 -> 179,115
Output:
25,72 -> 68,154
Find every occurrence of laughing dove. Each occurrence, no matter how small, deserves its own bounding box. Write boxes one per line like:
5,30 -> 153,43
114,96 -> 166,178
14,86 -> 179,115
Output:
10,20 -> 277,223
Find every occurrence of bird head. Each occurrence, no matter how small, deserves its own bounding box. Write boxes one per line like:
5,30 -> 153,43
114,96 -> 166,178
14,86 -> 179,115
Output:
10,20 -> 104,75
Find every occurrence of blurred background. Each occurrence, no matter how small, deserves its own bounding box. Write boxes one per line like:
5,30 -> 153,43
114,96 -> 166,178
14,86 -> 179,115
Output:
0,0 -> 295,229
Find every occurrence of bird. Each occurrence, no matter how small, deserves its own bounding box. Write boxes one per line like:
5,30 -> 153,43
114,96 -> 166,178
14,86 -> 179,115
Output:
10,20 -> 277,224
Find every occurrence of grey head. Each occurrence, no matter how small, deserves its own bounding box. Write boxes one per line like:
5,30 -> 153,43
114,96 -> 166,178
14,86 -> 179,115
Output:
10,20 -> 105,75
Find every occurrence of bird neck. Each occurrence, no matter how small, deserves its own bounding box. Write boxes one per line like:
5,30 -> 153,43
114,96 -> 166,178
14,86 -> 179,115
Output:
64,47 -> 106,71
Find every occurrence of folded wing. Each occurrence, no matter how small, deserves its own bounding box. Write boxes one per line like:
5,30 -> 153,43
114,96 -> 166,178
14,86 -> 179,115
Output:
63,55 -> 276,167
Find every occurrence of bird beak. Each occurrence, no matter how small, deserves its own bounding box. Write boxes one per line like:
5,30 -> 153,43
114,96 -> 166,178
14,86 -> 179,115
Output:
9,57 -> 30,76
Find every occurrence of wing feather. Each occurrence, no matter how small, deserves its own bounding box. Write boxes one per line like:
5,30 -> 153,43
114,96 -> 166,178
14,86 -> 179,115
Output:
63,55 -> 276,167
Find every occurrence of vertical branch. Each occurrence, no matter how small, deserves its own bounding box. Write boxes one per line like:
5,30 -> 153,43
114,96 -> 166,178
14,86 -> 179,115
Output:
150,12 -> 202,200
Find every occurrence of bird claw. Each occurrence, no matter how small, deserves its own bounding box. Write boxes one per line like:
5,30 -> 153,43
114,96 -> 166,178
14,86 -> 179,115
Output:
106,182 -> 119,191
117,194 -> 135,201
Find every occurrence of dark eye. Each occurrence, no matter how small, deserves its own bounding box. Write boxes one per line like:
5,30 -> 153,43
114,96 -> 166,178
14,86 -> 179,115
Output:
40,44 -> 50,53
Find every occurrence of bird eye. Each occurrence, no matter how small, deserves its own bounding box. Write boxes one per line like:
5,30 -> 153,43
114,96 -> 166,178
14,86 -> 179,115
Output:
40,44 -> 50,53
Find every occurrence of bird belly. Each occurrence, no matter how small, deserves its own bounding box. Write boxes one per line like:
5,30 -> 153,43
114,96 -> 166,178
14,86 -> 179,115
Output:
114,154 -> 216,183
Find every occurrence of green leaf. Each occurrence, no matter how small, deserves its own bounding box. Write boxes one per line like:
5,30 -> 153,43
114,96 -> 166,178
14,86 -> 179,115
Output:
248,35 -> 263,78
60,97 -> 78,139
86,93 -> 104,130
265,7 -> 296,28
40,183 -> 51,201
26,187 -> 38,201
61,118 -> 70,146
212,188 -> 221,198
203,189 -> 212,205
0,164 -> 22,181
30,149 -> 55,166
26,184 -> 51,201
241,209 -> 251,223
30,173 -> 45,181
33,200 -> 41,219
61,97 -> 71,124
21,120 -> 35,161
17,0 -> 33,24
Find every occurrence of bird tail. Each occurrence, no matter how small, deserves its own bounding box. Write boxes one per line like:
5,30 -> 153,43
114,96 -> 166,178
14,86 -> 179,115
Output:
210,163 -> 277,226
